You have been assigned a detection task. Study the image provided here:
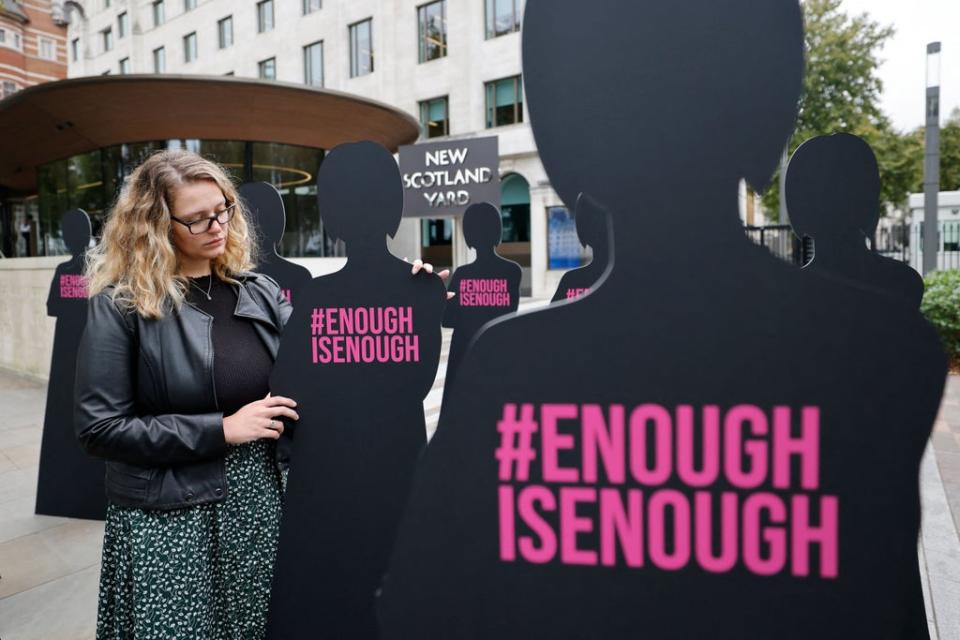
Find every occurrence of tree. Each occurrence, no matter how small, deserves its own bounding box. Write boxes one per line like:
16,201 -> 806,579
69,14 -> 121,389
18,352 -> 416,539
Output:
937,108 -> 960,192
762,0 -> 901,218
903,107 -> 960,196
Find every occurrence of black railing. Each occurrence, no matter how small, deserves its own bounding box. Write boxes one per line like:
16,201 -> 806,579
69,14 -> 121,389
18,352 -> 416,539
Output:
743,225 -> 804,265
875,224 -> 911,264
875,221 -> 960,272
745,222 -> 960,273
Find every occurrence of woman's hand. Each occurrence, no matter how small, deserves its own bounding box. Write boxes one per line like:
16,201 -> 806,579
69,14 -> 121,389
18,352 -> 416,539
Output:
223,394 -> 299,445
409,258 -> 455,300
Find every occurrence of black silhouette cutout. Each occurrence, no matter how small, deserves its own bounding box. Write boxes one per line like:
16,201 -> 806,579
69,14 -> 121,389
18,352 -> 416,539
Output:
786,134 -> 925,308
266,142 -> 447,639
36,209 -> 106,521
550,194 -> 612,303
239,181 -> 313,308
379,2 -> 946,638
442,202 -> 521,393
787,133 -> 931,637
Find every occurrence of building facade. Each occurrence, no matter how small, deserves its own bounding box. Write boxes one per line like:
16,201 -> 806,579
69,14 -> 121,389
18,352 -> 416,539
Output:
0,0 -> 68,258
64,0 -> 573,296
0,0 -> 66,96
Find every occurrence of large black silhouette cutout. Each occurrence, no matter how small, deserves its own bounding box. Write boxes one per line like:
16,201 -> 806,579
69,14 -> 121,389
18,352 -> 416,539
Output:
786,134 -> 925,308
239,181 -> 313,308
379,2 -> 947,638
36,209 -> 106,521
442,202 -> 521,394
265,142 -> 447,639
550,194 -> 612,303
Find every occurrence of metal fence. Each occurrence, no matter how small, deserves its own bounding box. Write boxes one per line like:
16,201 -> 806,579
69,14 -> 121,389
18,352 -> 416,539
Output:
874,224 -> 911,264
876,221 -> 960,272
743,225 -> 804,266
747,221 -> 960,273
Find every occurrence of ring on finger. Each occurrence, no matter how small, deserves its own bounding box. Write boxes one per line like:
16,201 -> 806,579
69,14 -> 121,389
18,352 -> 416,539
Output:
270,420 -> 279,431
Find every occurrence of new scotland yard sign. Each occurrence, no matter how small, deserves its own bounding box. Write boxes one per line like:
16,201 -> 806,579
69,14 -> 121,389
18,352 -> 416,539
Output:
399,136 -> 500,218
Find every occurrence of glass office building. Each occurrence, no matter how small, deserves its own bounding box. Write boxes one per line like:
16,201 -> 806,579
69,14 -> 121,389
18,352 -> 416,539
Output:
8,140 -> 338,259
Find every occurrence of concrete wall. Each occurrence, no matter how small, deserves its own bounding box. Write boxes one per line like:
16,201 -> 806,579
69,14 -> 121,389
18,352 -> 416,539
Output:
0,256 -> 349,378
0,257 -> 60,380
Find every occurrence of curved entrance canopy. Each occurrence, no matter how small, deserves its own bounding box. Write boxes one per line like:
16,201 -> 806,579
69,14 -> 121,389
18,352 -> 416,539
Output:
0,74 -> 421,194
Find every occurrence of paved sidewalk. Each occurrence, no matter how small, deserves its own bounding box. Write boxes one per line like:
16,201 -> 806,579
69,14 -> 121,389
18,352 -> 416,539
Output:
1,325 -> 958,638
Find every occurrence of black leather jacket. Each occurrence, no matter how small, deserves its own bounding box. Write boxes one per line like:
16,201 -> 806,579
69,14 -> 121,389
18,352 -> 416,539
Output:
74,272 -> 292,511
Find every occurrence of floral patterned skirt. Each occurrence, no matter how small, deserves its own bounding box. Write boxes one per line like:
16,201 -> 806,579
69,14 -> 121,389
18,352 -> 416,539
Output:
96,440 -> 283,640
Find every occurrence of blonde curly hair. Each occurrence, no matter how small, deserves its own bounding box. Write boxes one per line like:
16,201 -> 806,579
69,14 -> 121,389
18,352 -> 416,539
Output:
85,149 -> 258,319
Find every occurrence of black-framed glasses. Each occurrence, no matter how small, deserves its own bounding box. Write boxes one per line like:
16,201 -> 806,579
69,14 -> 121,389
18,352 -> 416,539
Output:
171,202 -> 237,235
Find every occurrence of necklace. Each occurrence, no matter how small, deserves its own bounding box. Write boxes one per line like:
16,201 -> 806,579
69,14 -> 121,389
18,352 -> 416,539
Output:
189,275 -> 213,301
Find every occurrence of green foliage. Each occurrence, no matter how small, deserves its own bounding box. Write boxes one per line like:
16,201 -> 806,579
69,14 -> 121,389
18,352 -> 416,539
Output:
921,270 -> 960,365
936,108 -> 960,192
762,0 -> 901,218
902,108 -> 960,195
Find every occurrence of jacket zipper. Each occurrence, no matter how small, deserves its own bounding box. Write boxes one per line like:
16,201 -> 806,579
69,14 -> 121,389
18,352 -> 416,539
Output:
205,313 -> 228,500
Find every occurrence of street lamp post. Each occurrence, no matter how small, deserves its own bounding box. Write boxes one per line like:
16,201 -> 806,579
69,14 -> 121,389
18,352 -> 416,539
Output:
923,42 -> 941,275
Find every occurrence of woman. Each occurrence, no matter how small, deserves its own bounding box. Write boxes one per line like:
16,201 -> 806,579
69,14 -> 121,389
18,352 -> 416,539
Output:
76,150 -> 446,639
75,149 -> 300,639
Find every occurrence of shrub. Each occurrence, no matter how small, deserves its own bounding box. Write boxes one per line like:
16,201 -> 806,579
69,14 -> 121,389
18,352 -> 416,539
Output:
921,269 -> 960,366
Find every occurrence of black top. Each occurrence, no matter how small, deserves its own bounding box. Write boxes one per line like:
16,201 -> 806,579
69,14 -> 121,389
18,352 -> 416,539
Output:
187,275 -> 274,416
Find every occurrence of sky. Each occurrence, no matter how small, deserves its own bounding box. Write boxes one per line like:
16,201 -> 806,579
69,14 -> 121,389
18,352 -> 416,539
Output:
837,0 -> 960,132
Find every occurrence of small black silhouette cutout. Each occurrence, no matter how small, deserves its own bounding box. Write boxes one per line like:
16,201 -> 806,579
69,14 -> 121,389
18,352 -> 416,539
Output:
786,134 -> 925,308
36,209 -> 106,521
550,194 -> 613,303
379,2 -> 946,638
442,202 -> 521,394
787,133 -> 930,637
239,182 -> 313,308
265,142 -> 447,640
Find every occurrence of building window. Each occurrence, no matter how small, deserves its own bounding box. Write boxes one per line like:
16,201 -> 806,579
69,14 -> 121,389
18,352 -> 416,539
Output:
500,173 -> 531,245
303,0 -> 321,15
258,57 -> 276,80
419,96 -> 449,138
257,0 -> 274,33
0,29 -> 20,50
485,75 -> 523,128
153,0 -> 165,27
183,32 -> 197,63
153,46 -> 166,73
303,41 -> 323,87
349,19 -> 373,78
104,0 -> 111,8
485,0 -> 521,39
38,37 -> 56,60
1,81 -> 17,99
421,218 -> 453,268
71,38 -> 79,61
184,0 -> 197,11
100,28 -> 112,54
218,16 -> 233,49
119,57 -> 131,74
118,12 -> 128,38
418,0 -> 447,63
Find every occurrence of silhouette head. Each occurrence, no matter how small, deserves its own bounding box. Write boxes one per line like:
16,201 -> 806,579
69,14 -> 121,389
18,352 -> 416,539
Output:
62,209 -> 91,256
522,0 -> 804,217
785,133 -> 881,242
462,202 -> 503,251
317,141 -> 402,246
574,194 -> 609,252
239,182 -> 286,252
